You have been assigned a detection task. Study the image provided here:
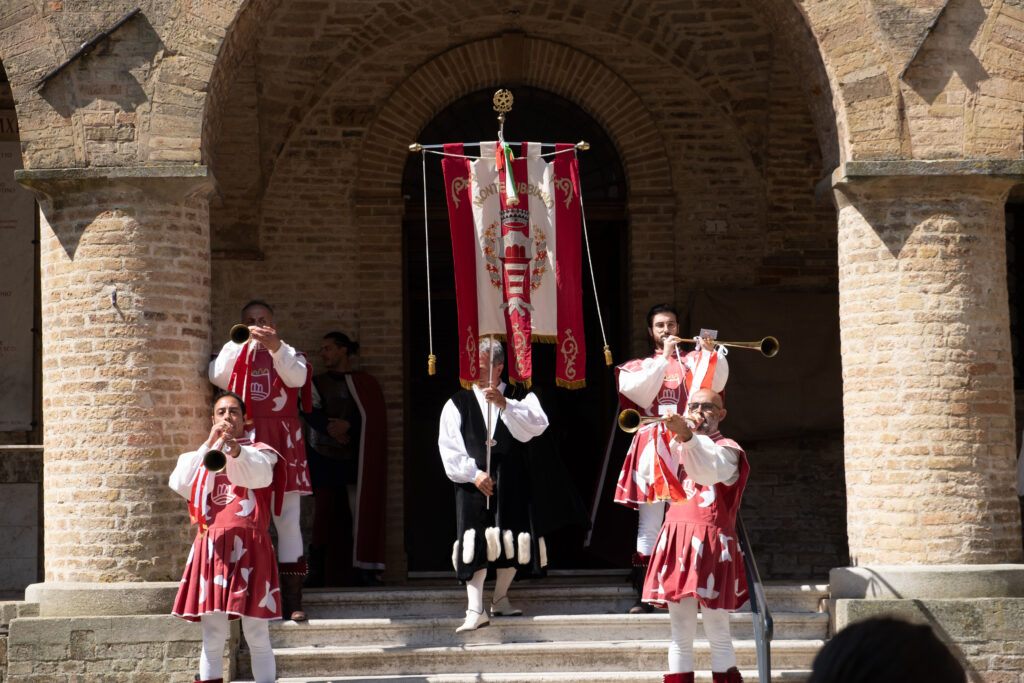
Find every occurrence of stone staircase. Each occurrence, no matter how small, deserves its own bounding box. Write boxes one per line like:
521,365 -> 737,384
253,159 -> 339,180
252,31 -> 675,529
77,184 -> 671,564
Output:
235,579 -> 829,683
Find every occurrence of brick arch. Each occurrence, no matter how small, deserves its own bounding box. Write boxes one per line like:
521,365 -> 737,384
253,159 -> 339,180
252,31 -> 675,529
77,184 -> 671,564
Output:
0,4 -> 74,168
782,0 -> 907,163
357,36 -> 671,201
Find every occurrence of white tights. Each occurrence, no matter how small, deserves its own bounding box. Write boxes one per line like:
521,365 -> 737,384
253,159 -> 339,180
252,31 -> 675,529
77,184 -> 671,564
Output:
667,598 -> 736,673
465,566 -> 517,613
199,612 -> 276,683
636,501 -> 665,555
272,491 -> 303,563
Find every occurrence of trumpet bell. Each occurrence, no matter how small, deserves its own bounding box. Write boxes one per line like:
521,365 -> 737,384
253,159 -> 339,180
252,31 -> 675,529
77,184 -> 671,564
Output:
203,449 -> 227,473
617,409 -> 672,434
230,324 -> 251,344
759,336 -> 780,358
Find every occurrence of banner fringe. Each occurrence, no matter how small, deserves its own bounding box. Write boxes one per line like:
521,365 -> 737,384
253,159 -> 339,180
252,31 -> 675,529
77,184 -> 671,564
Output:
555,378 -> 587,390
459,378 -> 476,390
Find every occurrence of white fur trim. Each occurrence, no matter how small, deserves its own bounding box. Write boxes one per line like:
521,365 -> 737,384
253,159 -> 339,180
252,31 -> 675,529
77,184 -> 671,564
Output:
452,540 -> 459,570
517,532 -> 531,565
462,529 -> 476,565
485,527 -> 501,562
502,530 -> 515,559
539,536 -> 548,568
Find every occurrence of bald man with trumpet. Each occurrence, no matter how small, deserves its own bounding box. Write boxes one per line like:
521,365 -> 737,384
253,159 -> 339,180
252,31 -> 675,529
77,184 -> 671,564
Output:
613,303 -> 729,614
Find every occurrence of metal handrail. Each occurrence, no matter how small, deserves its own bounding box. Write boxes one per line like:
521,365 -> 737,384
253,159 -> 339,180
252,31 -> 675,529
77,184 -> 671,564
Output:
737,513 -> 773,683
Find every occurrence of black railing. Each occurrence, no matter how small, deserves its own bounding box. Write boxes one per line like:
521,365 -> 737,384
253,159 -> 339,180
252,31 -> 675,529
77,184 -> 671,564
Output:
737,513 -> 773,683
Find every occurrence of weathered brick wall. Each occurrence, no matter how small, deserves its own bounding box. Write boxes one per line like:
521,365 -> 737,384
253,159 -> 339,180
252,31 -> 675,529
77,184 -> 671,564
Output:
29,174 -> 213,582
835,175 -> 1022,565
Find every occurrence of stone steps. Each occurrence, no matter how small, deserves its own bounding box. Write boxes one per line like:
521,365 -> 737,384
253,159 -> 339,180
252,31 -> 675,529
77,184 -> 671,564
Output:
231,581 -> 828,683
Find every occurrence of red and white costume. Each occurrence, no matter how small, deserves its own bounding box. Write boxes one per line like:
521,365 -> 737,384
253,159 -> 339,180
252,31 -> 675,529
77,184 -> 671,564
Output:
210,341 -> 314,507
614,347 -> 728,508
170,438 -> 282,622
642,431 -> 749,611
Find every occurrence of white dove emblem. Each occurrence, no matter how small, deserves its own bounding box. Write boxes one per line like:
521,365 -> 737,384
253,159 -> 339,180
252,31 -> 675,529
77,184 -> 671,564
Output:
198,575 -> 207,603
236,489 -> 257,517
271,387 -> 288,412
656,532 -> 668,553
690,537 -> 704,571
699,487 -> 716,508
735,579 -> 747,597
234,567 -> 253,594
206,536 -> 214,563
214,575 -> 228,588
229,535 -> 248,564
696,573 -> 719,600
258,581 -> 280,613
719,534 -> 734,562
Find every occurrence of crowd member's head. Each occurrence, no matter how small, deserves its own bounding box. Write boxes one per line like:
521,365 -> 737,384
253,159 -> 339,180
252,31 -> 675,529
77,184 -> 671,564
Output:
646,303 -> 679,352
241,300 -> 275,329
476,338 -> 505,389
807,617 -> 965,683
320,332 -> 359,371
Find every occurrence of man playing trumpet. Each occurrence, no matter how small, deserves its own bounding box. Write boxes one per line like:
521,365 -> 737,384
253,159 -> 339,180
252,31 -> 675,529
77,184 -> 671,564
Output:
614,304 -> 728,613
169,391 -> 281,683
210,299 -> 313,621
642,389 -> 748,683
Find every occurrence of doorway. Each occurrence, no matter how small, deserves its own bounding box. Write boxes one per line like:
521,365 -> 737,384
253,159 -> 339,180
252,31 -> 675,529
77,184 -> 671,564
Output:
401,88 -> 634,573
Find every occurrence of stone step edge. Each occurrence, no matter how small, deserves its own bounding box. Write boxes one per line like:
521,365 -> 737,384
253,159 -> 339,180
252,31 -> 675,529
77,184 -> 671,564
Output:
269,671 -> 811,682
269,638 -> 826,656
271,611 -> 828,628
304,584 -> 829,600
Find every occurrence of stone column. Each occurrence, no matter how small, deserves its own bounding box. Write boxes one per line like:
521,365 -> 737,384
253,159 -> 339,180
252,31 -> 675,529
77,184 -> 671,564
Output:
830,164 -> 1024,679
15,167 -> 214,596
834,168 -> 1022,566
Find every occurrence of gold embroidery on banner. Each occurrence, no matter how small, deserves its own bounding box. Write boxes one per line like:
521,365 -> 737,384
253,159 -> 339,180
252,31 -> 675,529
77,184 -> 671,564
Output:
531,226 -> 548,291
483,221 -> 502,289
560,329 -> 579,380
451,177 -> 469,208
554,177 -> 574,209
512,319 -> 529,379
466,329 -> 478,378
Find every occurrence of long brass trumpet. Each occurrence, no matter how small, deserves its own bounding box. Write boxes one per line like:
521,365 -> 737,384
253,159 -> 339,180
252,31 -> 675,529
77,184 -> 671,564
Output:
229,324 -> 251,344
618,409 -> 672,434
203,438 -> 231,473
678,336 -> 779,358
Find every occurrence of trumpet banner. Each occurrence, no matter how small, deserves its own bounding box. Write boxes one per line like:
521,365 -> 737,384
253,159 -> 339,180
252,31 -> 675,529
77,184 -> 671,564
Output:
442,142 -> 585,389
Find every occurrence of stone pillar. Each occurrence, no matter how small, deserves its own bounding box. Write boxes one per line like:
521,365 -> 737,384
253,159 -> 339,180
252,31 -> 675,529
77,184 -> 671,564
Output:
834,169 -> 1022,566
16,166 -> 214,591
830,165 -> 1024,681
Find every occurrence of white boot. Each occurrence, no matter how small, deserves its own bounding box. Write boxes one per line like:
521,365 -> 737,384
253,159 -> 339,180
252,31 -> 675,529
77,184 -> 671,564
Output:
490,594 -> 523,616
455,608 -> 489,633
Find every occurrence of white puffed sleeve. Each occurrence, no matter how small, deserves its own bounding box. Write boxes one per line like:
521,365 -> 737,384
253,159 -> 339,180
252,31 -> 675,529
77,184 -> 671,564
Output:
672,434 -> 740,487
268,341 -> 308,388
209,341 -> 243,389
500,391 -> 549,442
617,355 -> 669,408
437,400 -> 480,484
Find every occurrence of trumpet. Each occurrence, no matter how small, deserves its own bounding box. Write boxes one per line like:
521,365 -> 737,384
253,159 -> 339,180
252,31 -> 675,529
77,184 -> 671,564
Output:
203,438 -> 232,473
230,324 -> 251,344
677,335 -> 779,358
618,409 -> 672,434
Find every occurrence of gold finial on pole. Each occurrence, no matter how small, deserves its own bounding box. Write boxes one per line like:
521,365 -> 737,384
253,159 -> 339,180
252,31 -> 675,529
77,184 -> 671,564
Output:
409,142 -> 423,152
493,89 -> 514,119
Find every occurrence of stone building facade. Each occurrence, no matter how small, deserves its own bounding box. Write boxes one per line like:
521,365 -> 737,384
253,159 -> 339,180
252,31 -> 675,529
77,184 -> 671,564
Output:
0,0 -> 1022,680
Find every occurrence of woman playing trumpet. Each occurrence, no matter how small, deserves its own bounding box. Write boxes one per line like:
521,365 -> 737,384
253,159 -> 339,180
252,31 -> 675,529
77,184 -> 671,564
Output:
613,304 -> 729,613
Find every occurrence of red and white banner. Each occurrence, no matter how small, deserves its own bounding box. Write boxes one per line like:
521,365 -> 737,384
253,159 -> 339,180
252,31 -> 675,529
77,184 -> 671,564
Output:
442,141 -> 585,389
